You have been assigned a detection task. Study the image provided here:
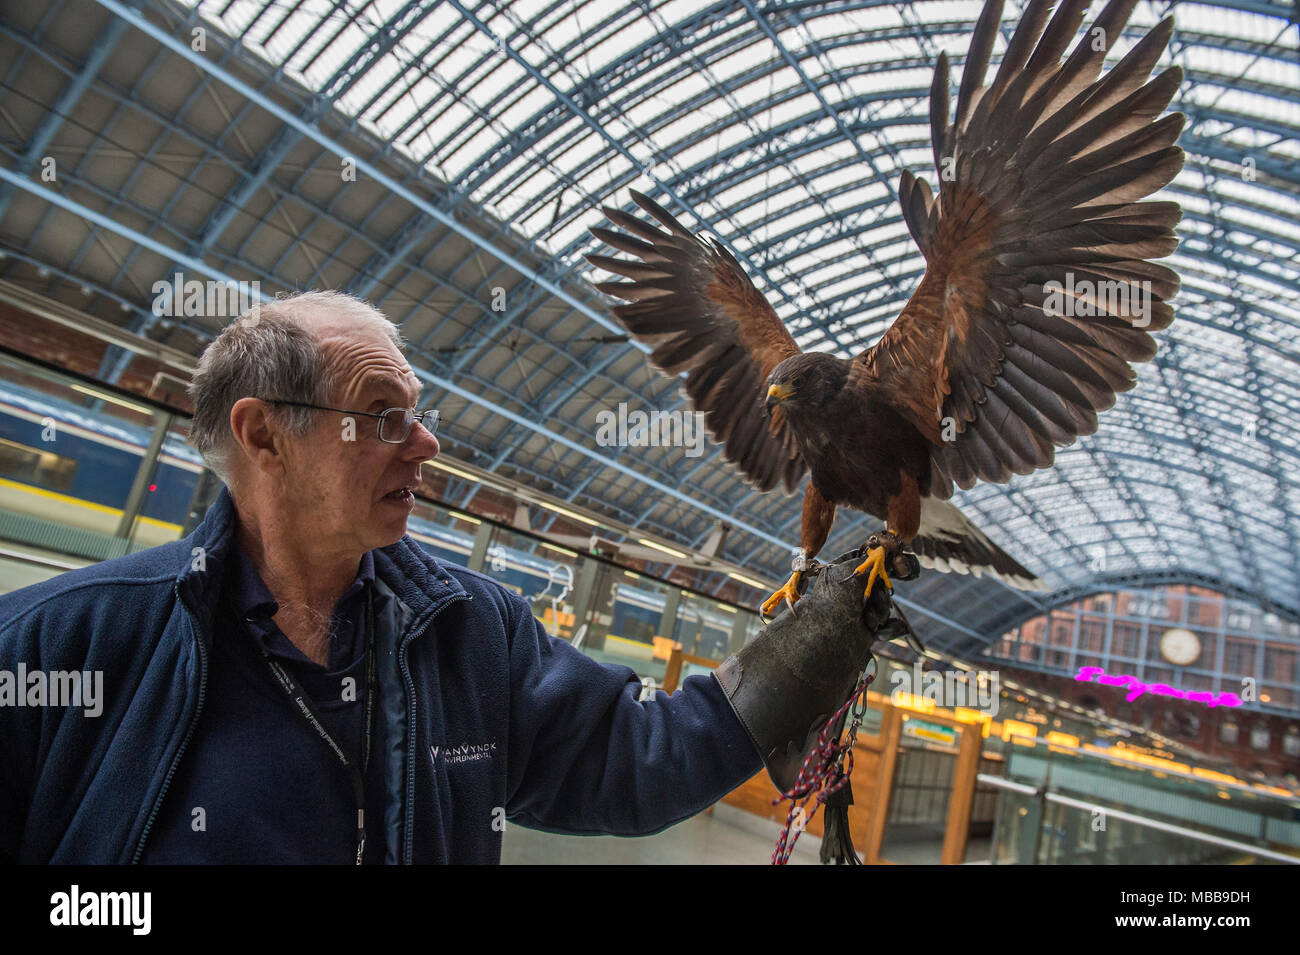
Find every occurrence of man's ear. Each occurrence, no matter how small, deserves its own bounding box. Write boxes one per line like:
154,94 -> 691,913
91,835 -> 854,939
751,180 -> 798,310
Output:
228,397 -> 285,477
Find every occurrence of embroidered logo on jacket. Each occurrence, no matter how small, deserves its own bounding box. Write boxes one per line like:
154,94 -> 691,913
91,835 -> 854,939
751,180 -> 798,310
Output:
430,741 -> 496,766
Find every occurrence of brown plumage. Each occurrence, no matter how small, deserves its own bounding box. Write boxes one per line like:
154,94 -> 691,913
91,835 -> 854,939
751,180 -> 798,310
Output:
586,0 -> 1184,610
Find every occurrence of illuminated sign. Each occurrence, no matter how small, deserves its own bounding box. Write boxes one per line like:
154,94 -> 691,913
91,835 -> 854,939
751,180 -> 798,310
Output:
1073,666 -> 1242,708
903,719 -> 957,745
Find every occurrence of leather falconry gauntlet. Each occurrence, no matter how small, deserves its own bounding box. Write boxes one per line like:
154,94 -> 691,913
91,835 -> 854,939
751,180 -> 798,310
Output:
713,539 -> 920,793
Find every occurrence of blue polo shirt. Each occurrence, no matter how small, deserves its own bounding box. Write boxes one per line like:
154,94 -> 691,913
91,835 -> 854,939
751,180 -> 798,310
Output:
140,544 -> 387,863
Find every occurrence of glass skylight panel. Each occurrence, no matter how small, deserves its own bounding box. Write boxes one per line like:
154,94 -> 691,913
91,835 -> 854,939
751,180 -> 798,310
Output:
579,14 -> 649,70
671,131 -> 745,178
446,123 -> 507,178
894,142 -> 936,169
1221,203 -> 1300,246
717,174 -> 786,213
833,180 -> 894,212
1195,86 -> 1300,127
531,5 -> 584,50
492,84 -> 551,136
468,59 -> 528,110
337,52 -> 401,117
814,273 -> 873,304
760,199 -> 827,239
707,42 -> 774,88
1179,3 -> 1280,41
556,131 -> 611,180
784,244 -> 850,281
258,5 -> 329,68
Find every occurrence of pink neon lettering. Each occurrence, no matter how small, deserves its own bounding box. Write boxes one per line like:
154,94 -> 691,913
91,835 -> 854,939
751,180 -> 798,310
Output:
1069,666 -> 1237,709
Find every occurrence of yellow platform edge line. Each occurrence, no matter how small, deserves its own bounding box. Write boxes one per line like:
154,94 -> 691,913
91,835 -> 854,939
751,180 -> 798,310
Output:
0,477 -> 184,533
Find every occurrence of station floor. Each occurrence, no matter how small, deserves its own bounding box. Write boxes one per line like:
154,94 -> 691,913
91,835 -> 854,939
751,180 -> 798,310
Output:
501,802 -> 828,865
502,803 -> 996,864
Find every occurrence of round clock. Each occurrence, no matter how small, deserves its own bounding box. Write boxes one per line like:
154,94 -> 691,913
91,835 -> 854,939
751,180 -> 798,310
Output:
1159,627 -> 1201,666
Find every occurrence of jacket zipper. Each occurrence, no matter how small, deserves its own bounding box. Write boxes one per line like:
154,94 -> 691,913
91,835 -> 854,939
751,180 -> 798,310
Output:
398,589 -> 470,864
130,582 -> 209,863
131,575 -> 466,864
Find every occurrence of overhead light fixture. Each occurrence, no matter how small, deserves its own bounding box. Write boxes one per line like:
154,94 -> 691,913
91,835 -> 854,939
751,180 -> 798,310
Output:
539,500 -> 599,527
717,603 -> 737,613
637,538 -> 689,560
70,384 -> 153,416
540,542 -> 577,557
448,510 -> 480,525
727,571 -> 765,589
429,459 -> 479,483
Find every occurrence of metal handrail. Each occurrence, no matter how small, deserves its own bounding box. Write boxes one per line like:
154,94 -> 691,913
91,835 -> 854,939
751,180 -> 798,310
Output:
0,545 -> 85,572
976,773 -> 1300,864
996,731 -> 1300,801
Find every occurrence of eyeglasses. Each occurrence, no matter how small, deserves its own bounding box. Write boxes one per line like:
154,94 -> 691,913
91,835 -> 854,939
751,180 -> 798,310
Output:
262,399 -> 439,444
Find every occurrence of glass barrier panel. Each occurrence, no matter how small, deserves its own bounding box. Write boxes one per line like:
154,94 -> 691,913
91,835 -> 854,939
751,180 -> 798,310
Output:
990,787 -> 1043,864
405,500 -> 483,569
473,523 -> 580,640
672,591 -> 735,662
878,712 -> 961,864
129,417 -> 200,548
581,566 -> 674,685
0,353 -> 161,560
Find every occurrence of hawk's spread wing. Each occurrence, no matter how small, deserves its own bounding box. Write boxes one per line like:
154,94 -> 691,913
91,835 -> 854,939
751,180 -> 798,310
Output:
855,0 -> 1184,497
585,192 -> 806,493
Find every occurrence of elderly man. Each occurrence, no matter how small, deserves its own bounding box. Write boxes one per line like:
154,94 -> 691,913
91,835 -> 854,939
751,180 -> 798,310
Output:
0,291 -> 884,864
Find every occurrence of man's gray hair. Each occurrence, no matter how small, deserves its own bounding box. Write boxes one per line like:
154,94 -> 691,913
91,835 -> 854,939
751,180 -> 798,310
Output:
187,290 -> 404,482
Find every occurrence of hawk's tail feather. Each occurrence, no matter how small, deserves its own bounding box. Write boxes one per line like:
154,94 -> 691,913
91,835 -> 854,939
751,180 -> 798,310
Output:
911,497 -> 1047,591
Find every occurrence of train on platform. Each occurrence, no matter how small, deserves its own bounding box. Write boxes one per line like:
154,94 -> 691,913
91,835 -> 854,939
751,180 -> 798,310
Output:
0,378 -> 738,656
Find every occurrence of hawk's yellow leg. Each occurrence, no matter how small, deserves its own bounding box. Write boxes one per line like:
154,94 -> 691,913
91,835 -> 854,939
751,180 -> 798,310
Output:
760,569 -> 802,619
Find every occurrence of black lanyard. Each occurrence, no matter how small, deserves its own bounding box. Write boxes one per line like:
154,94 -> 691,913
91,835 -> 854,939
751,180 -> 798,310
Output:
251,588 -> 378,865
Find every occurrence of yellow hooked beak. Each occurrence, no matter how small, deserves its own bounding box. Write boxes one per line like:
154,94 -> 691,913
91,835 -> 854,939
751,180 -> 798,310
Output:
765,382 -> 796,415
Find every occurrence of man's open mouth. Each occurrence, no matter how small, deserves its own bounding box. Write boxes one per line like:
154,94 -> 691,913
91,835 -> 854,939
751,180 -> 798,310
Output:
383,485 -> 416,504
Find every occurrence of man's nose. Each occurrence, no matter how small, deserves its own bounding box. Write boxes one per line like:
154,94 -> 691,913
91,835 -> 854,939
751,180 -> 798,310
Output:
402,420 -> 440,461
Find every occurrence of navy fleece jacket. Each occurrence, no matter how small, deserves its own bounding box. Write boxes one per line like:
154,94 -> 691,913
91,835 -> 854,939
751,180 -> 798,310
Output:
0,486 -> 762,863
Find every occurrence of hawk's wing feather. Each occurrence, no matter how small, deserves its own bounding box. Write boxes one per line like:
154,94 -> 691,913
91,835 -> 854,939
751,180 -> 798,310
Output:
856,0 -> 1184,500
585,191 -> 807,493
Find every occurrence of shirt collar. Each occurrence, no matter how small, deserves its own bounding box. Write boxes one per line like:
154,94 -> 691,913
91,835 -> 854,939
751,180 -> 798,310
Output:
229,544 -> 376,623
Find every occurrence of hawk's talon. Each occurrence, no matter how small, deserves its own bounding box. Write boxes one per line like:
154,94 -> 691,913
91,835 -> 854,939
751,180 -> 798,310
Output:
761,570 -> 803,620
846,545 -> 893,600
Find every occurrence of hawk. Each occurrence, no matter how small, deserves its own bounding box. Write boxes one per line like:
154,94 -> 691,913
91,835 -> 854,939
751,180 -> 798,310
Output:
587,0 -> 1184,616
